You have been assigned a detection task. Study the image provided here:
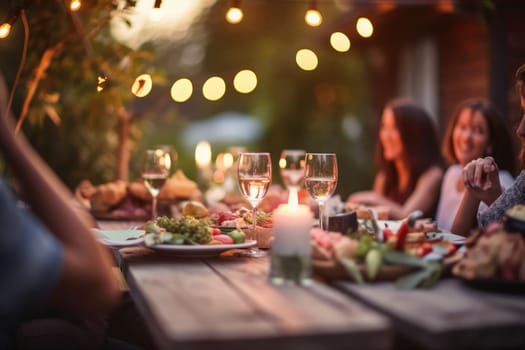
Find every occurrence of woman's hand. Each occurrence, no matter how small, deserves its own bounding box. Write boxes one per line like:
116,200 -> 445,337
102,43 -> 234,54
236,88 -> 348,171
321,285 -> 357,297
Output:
462,156 -> 502,205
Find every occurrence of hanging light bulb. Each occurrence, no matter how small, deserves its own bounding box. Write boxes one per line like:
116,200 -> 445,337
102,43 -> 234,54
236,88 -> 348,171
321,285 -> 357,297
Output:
0,11 -> 19,39
70,0 -> 81,11
0,22 -> 12,39
305,0 -> 322,27
225,0 -> 243,24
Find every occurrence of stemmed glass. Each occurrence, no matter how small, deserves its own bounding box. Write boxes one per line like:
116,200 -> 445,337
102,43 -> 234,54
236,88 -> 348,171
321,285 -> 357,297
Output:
304,153 -> 338,231
237,152 -> 272,258
142,149 -> 171,220
279,149 -> 306,201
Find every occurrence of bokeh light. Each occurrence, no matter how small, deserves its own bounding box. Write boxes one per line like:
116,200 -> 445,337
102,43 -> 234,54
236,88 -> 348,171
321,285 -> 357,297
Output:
330,32 -> 351,52
70,0 -> 81,11
356,17 -> 374,38
0,23 -> 12,39
296,49 -> 318,71
195,141 -> 212,168
305,9 -> 322,27
225,7 -> 243,24
131,74 -> 153,97
233,69 -> 257,93
170,78 -> 193,102
202,76 -> 226,101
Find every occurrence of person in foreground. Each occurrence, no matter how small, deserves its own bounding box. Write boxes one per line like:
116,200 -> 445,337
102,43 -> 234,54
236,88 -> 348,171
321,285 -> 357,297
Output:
347,98 -> 444,219
452,64 -> 525,236
436,98 -> 516,232
0,75 -> 121,348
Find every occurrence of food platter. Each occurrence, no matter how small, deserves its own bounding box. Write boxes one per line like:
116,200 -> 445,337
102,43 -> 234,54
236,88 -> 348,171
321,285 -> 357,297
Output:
147,240 -> 257,258
94,229 -> 145,248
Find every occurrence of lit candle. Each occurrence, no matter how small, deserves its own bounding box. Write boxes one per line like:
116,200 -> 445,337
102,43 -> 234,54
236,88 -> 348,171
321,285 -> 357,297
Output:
195,141 -> 213,190
270,199 -> 313,285
195,141 -> 211,169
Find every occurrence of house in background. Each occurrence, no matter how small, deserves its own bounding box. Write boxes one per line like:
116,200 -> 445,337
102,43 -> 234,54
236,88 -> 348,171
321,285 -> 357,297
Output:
335,0 -> 525,139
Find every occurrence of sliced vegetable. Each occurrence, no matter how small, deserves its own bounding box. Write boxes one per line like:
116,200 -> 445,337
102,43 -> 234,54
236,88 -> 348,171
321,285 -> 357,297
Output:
339,258 -> 364,284
365,248 -> 383,280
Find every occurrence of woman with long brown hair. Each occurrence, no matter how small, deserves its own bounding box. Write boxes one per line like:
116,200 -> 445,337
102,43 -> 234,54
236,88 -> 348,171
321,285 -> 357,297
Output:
347,98 -> 444,219
452,64 -> 525,235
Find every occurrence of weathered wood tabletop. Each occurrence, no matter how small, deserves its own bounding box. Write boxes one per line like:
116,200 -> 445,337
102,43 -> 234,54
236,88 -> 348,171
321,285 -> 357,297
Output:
334,278 -> 525,350
116,248 -> 392,350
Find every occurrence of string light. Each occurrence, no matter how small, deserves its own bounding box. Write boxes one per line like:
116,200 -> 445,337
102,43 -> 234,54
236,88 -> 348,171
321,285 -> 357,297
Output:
225,0 -> 243,24
356,17 -> 374,38
131,74 -> 153,97
170,78 -> 193,102
202,76 -> 226,101
70,0 -> 81,12
330,32 -> 351,52
305,0 -> 322,27
0,22 -> 12,38
0,10 -> 19,39
233,69 -> 257,94
296,49 -> 318,71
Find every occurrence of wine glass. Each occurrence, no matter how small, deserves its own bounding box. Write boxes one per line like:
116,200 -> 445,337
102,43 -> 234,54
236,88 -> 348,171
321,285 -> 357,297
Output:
142,149 -> 171,220
237,152 -> 272,258
279,149 -> 306,202
304,153 -> 338,231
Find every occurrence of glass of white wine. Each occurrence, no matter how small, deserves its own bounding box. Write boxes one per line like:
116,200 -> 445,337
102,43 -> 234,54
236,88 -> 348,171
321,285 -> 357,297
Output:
237,152 -> 272,258
304,153 -> 338,231
279,149 -> 306,197
142,149 -> 171,220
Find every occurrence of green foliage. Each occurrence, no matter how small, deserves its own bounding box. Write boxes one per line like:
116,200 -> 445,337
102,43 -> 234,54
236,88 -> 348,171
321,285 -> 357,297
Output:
2,0 -> 377,195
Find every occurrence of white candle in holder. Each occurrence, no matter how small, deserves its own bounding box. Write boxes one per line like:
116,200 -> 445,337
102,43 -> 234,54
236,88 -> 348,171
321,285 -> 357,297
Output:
270,201 -> 313,285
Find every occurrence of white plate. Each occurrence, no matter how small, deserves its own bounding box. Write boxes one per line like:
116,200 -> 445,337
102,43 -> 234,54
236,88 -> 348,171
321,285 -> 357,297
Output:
148,240 -> 257,258
94,229 -> 145,248
425,232 -> 465,245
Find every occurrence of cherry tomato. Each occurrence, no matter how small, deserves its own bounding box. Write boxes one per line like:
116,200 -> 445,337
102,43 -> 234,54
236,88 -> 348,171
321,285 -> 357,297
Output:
383,227 -> 395,241
394,222 -> 409,251
415,242 -> 433,257
209,227 -> 221,236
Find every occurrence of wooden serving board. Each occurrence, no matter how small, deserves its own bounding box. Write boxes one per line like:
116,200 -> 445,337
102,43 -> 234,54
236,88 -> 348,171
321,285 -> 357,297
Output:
312,259 -> 417,282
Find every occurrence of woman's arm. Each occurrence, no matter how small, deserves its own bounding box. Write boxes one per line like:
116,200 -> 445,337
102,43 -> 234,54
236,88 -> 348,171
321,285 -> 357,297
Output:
390,166 -> 443,219
0,74 -> 120,316
450,191 -> 480,236
347,168 -> 443,219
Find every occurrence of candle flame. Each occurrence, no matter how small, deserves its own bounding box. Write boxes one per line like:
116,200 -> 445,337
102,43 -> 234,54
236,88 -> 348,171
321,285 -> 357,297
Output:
195,141 -> 212,168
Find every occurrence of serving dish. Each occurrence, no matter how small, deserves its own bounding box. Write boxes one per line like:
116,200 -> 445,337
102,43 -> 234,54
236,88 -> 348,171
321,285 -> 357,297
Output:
147,240 -> 257,258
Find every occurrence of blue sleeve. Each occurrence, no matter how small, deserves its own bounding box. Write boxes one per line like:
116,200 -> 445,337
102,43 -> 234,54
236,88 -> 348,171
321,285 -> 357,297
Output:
0,179 -> 63,329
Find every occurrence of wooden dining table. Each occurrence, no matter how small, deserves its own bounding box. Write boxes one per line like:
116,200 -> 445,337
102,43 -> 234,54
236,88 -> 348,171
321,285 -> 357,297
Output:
101,220 -> 525,350
115,247 -> 392,350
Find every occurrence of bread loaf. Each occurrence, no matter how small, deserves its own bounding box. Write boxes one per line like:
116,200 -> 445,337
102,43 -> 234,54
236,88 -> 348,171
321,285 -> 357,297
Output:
90,180 -> 127,212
